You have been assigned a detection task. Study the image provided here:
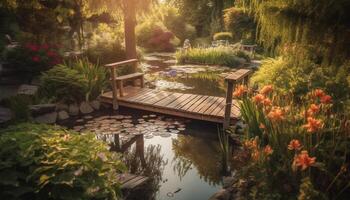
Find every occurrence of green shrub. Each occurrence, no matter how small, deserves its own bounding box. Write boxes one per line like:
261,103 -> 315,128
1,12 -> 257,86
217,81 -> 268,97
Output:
85,24 -> 126,64
0,123 -> 126,200
39,59 -> 108,103
251,57 -> 350,109
213,32 -> 233,41
175,47 -> 248,67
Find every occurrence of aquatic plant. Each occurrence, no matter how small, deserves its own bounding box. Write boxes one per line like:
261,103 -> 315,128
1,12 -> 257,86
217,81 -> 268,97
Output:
0,123 -> 126,200
175,47 -> 250,67
233,84 -> 350,199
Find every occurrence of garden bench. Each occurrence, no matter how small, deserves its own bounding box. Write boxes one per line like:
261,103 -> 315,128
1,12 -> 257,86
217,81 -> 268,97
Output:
223,68 -> 253,129
104,59 -> 144,109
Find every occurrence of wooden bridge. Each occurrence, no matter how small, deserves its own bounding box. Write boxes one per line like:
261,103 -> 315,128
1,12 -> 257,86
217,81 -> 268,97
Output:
101,59 -> 252,128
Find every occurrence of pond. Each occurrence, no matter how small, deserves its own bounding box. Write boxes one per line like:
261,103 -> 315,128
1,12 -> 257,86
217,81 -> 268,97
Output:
65,53 -> 245,200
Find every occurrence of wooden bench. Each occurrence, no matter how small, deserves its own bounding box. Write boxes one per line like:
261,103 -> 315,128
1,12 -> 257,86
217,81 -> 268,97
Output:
104,59 -> 144,109
223,69 -> 253,129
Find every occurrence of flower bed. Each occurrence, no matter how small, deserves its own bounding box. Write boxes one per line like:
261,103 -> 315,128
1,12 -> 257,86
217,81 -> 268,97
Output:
232,85 -> 350,199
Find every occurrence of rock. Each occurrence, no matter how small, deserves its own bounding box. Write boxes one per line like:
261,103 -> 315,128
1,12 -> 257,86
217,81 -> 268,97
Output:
29,104 -> 56,116
0,106 -> 13,124
80,101 -> 94,114
56,103 -> 69,111
208,189 -> 230,200
58,111 -> 69,120
69,104 -> 79,116
17,84 -> 38,95
90,100 -> 100,110
34,112 -> 57,124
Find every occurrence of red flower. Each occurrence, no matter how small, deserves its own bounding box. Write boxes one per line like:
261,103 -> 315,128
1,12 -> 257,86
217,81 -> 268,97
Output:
320,95 -> 332,104
32,56 -> 41,62
312,89 -> 326,99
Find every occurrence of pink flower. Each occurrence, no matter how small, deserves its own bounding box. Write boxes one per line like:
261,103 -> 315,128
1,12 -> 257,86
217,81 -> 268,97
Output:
40,44 -> 49,50
47,50 -> 57,57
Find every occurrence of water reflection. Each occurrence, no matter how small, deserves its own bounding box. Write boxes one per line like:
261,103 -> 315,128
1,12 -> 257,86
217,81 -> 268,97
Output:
123,142 -> 167,200
172,135 -> 223,186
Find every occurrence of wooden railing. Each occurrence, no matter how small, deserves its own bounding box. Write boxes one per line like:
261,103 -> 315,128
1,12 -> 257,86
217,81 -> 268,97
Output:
104,59 -> 139,110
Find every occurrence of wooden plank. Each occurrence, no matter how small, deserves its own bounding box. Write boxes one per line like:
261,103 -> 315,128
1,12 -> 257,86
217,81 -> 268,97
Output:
192,96 -> 212,113
186,95 -> 209,112
198,96 -> 221,114
115,72 -> 143,81
154,93 -> 184,107
141,91 -> 170,105
105,59 -> 138,68
119,88 -> 151,100
173,94 -> 199,109
118,174 -> 138,184
225,69 -> 252,82
211,99 -> 226,116
122,176 -> 149,190
167,94 -> 193,108
204,98 -> 225,115
126,89 -> 157,102
179,95 -> 202,111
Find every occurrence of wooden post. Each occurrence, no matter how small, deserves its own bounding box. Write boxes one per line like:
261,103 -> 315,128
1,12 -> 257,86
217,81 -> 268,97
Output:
123,0 -> 137,72
110,68 -> 119,110
223,80 -> 234,129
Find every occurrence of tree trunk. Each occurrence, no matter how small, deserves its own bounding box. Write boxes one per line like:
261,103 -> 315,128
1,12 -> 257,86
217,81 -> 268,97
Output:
123,0 -> 137,71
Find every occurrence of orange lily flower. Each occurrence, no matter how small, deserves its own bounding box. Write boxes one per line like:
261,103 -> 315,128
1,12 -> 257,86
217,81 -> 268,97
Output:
267,107 -> 285,121
263,98 -> 272,107
264,145 -> 273,155
259,85 -> 273,95
259,123 -> 266,129
313,89 -> 326,99
307,104 -> 320,116
303,117 -> 323,133
253,94 -> 265,104
233,85 -> 247,98
293,150 -> 316,171
288,139 -> 302,151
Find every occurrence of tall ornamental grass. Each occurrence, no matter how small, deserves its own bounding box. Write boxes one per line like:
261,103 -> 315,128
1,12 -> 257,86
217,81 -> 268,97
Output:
175,47 -> 250,67
232,84 -> 350,199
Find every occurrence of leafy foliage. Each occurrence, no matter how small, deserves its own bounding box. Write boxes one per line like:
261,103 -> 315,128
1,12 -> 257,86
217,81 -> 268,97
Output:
0,123 -> 126,200
39,59 -> 108,103
251,57 -> 350,110
176,46 -> 250,67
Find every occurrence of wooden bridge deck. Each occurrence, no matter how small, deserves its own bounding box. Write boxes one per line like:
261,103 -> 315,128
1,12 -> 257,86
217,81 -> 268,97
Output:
100,86 -> 240,123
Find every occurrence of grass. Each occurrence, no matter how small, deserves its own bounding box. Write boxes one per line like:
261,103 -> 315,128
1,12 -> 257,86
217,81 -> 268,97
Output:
175,46 -> 250,67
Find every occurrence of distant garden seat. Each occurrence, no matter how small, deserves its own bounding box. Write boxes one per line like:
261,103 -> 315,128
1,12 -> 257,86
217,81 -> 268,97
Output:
104,59 -> 144,109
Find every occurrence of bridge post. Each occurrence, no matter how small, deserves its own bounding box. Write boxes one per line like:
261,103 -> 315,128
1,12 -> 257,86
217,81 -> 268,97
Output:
110,68 -> 119,110
223,80 -> 234,129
